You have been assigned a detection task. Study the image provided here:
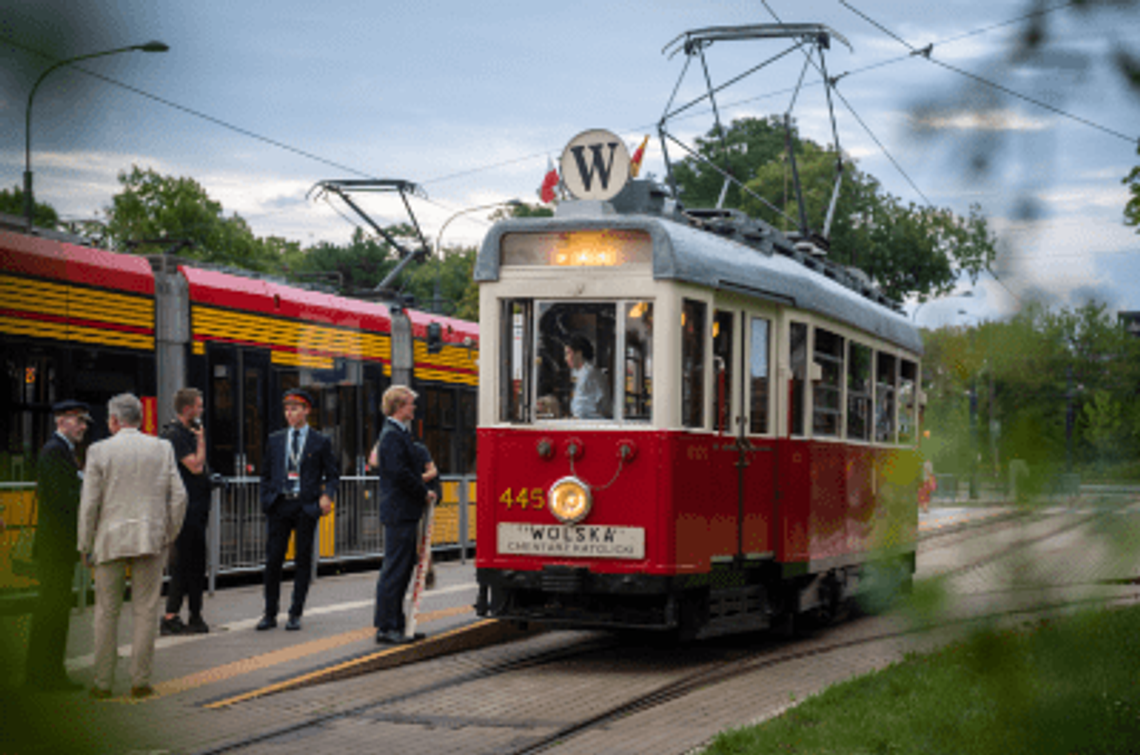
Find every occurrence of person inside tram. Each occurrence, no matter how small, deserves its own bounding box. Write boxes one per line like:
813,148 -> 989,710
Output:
564,334 -> 608,419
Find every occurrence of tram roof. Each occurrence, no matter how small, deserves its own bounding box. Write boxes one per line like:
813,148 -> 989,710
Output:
476,206 -> 922,355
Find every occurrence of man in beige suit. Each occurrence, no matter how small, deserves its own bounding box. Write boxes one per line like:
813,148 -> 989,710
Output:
78,393 -> 186,699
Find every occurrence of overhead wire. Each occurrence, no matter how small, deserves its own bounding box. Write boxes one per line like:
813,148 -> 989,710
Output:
3,3 -> 1131,222
837,0 -> 1137,145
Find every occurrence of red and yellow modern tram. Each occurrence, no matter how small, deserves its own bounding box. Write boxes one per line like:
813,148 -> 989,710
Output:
1,219 -> 478,588
474,176 -> 924,639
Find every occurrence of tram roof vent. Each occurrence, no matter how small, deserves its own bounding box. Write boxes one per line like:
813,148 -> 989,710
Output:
680,207 -> 776,256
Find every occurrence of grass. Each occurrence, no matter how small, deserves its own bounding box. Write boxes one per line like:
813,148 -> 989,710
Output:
701,604 -> 1140,755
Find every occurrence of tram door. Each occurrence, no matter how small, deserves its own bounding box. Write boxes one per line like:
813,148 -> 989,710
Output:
207,345 -> 269,477
712,309 -> 777,562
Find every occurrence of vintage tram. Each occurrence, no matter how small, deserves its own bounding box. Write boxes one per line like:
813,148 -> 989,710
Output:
473,177 -> 924,639
1,218 -> 478,587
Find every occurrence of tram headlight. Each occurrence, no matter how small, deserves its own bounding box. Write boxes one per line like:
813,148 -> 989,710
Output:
549,476 -> 592,525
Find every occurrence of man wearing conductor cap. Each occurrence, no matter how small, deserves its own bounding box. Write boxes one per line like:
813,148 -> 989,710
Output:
257,389 -> 338,631
24,400 -> 91,692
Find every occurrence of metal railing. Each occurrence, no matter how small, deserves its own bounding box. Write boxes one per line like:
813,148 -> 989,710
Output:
2,476 -> 476,599
205,474 -> 476,594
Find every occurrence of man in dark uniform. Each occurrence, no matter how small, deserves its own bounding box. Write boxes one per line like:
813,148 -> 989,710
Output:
257,389 -> 338,632
24,400 -> 90,692
160,388 -> 212,635
374,385 -> 437,645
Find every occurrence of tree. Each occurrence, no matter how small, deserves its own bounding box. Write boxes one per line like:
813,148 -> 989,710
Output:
671,118 -> 998,302
921,300 -> 1140,482
103,166 -> 283,272
0,186 -> 59,229
1125,142 -> 1140,230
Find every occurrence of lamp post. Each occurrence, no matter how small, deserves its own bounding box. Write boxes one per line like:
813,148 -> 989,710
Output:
24,41 -> 169,230
432,199 -> 522,313
912,290 -> 974,325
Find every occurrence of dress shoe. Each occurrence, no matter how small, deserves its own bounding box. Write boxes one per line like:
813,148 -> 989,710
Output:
377,630 -> 411,645
130,684 -> 155,699
89,686 -> 112,700
160,615 -> 185,636
285,615 -> 302,631
256,615 -> 277,631
186,615 -> 210,634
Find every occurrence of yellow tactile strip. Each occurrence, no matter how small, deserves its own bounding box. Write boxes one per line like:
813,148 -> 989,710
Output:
96,604 -> 476,705
203,613 -> 536,709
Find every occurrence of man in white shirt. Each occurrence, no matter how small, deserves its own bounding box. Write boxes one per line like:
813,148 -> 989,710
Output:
564,335 -> 609,419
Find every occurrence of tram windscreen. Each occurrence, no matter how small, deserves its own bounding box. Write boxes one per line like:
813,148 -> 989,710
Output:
499,298 -> 653,423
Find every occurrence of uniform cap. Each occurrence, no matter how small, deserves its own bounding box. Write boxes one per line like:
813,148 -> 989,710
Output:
283,389 -> 314,407
52,400 -> 92,422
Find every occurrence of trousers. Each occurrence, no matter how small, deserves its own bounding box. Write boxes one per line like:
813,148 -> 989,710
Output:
373,521 -> 418,632
263,498 -> 319,618
93,552 -> 165,690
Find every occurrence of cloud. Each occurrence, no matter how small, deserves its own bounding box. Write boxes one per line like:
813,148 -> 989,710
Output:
907,108 -> 1052,133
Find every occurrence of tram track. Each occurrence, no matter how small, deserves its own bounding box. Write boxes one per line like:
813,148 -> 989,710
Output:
193,501 -> 1140,755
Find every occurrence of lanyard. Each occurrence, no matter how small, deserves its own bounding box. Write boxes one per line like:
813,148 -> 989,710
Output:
288,430 -> 304,470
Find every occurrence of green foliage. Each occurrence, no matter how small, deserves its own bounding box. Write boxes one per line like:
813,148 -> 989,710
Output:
104,166 -> 287,272
400,246 -> 480,320
1125,141 -> 1140,230
671,117 -> 998,302
703,605 -> 1140,755
0,185 -> 59,229
283,226 -> 400,293
920,301 -> 1140,484
491,202 -> 554,220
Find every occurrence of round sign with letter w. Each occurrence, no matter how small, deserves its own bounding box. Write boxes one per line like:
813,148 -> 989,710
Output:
559,129 -> 631,202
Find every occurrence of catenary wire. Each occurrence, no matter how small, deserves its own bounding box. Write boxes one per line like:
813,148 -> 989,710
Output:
838,0 -> 1137,145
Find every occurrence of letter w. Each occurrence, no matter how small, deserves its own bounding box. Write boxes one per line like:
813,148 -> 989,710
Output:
570,142 -> 619,191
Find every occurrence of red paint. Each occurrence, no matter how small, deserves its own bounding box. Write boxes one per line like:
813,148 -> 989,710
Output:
0,230 -> 154,295
477,427 -> 918,578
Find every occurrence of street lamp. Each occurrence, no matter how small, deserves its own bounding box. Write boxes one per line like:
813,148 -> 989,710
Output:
24,41 -> 169,230
432,199 -> 522,313
911,289 -> 974,324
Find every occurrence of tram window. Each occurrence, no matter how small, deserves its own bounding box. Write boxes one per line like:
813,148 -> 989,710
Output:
536,302 -> 615,420
875,353 -> 898,444
244,366 -> 264,475
499,300 -> 533,423
339,385 -> 360,475
713,311 -> 734,433
623,301 -> 653,422
847,343 -> 873,442
681,299 -> 706,429
789,322 -> 808,437
210,363 -> 236,477
898,359 -> 919,445
422,386 -> 455,474
460,388 -> 477,473
749,317 -> 771,435
812,328 -> 844,438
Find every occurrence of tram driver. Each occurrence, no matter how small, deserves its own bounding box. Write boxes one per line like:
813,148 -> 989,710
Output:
564,334 -> 609,419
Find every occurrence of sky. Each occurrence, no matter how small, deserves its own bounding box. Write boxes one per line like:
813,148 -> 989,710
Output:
1,0 -> 1138,326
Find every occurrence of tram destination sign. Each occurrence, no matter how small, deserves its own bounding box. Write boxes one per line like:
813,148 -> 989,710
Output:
559,128 -> 631,201
497,522 -> 645,559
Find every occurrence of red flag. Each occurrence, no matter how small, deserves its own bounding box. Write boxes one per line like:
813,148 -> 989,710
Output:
539,157 -> 559,204
630,135 -> 650,178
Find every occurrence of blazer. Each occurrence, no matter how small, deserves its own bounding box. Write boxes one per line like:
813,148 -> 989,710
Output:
77,428 -> 187,565
33,433 -> 83,565
260,426 -> 339,518
377,419 -> 429,526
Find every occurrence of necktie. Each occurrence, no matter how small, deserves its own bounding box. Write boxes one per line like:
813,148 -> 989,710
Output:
289,431 -> 301,493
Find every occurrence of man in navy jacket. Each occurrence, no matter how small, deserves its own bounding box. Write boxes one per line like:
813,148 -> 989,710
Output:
25,400 -> 90,692
373,385 -> 437,644
257,389 -> 338,631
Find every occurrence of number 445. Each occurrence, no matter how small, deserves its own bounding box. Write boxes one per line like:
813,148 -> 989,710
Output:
499,488 -> 546,510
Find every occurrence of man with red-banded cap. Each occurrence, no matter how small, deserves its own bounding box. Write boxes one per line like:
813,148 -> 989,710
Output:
256,389 -> 338,631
